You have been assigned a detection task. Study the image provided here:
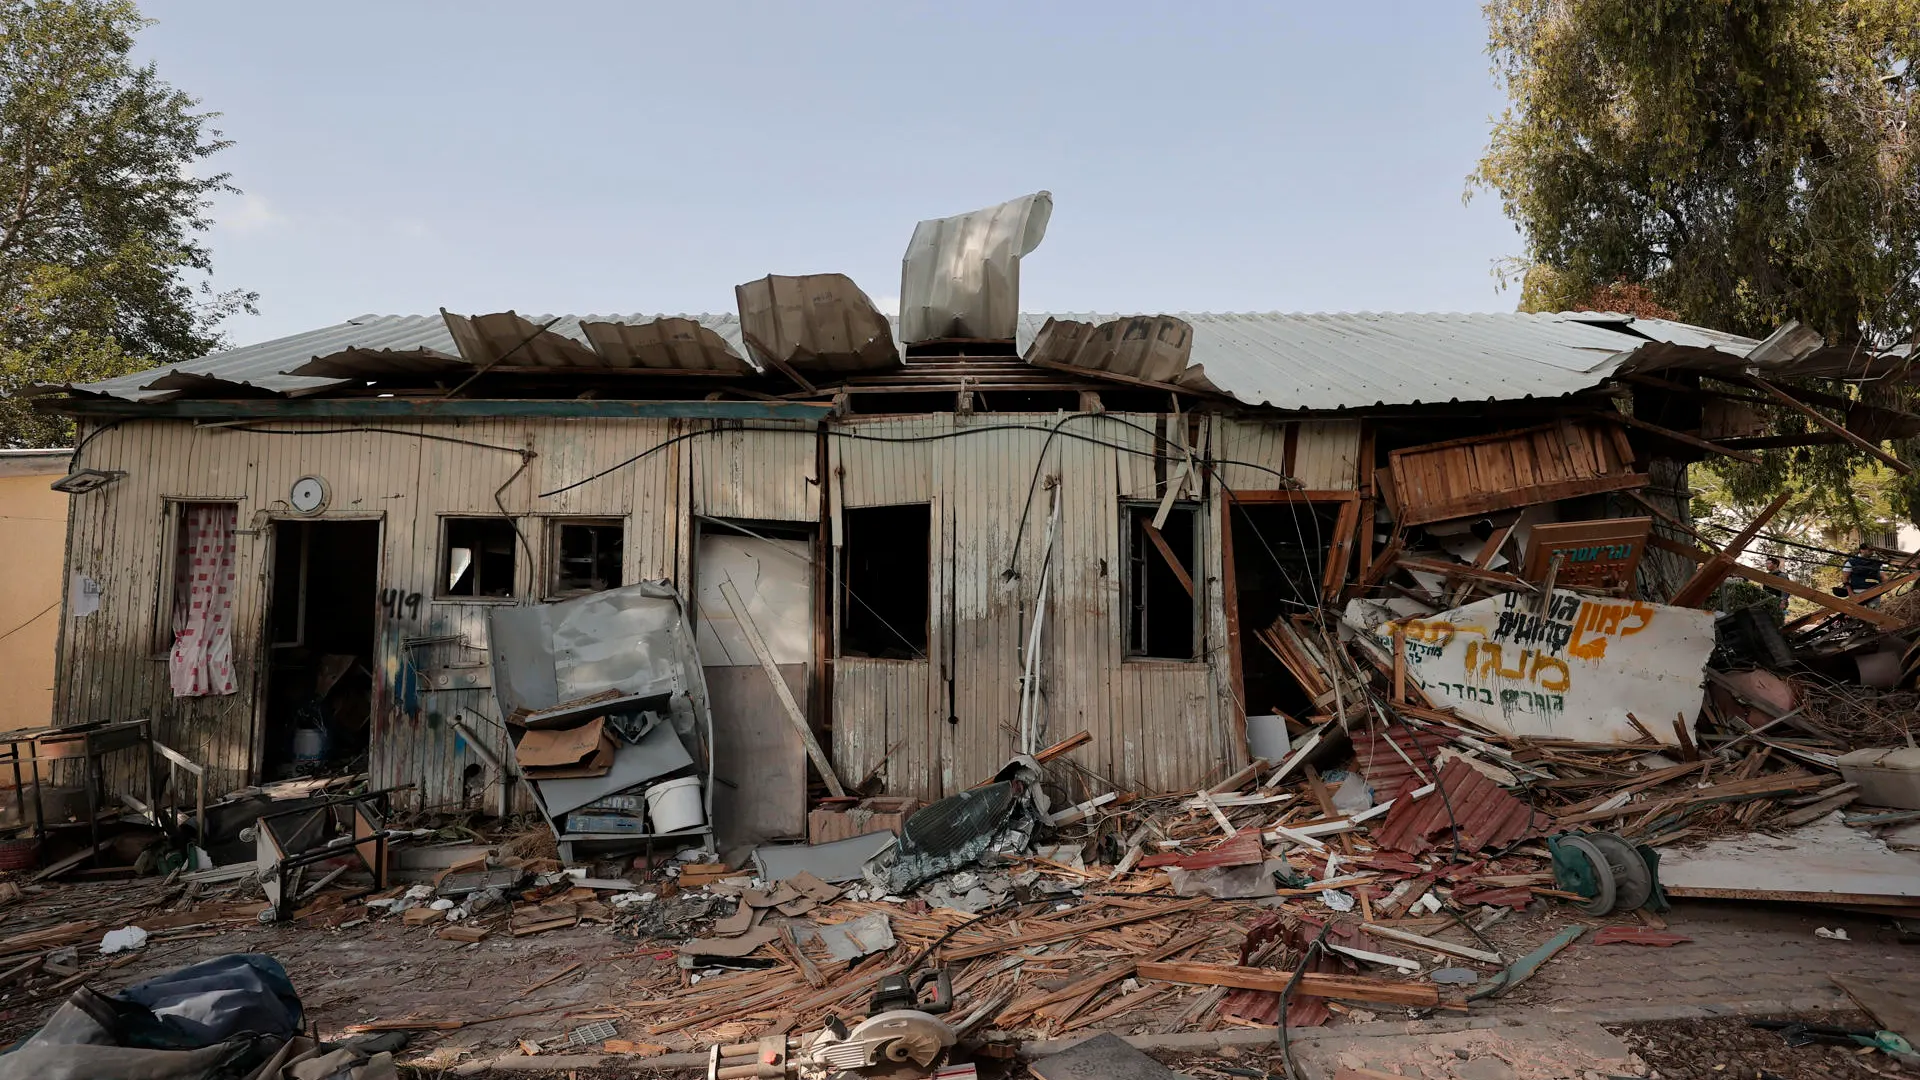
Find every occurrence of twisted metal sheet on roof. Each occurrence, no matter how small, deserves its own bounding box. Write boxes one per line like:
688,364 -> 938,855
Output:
73,310 -> 1747,410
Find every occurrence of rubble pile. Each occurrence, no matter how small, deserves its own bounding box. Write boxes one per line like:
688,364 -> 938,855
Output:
7,450 -> 1920,1075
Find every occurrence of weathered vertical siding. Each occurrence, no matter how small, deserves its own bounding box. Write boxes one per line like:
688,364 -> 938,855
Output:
58,418 -> 687,805
58,410 -> 1360,806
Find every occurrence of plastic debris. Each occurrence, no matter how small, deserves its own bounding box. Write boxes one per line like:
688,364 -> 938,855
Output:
100,926 -> 149,954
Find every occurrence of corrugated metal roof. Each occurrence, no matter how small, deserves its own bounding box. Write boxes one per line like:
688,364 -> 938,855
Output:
1015,311 -> 1707,411
72,309 -> 1749,410
1373,757 -> 1548,855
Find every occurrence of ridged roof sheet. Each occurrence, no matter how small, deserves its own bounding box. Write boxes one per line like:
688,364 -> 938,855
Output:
73,310 -> 1754,410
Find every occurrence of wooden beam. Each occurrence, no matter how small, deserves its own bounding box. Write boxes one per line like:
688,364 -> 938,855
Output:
942,899 -> 1210,961
1649,535 -> 1906,628
1135,961 -> 1457,1008
1395,555 -> 1532,592
1667,490 -> 1792,608
1139,521 -> 1195,597
1358,923 -> 1503,965
1742,374 -> 1912,474
1598,410 -> 1762,464
1784,570 -> 1920,631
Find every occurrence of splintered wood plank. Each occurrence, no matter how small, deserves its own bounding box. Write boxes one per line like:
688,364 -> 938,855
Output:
1136,961 -> 1453,1008
943,899 -> 1209,960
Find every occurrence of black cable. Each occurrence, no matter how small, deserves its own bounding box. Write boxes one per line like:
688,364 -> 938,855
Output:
695,514 -> 926,660
1002,412 -> 1081,580
69,417 -> 129,470
536,418 -> 1296,500
0,600 -> 59,644
211,423 -> 529,456
221,422 -> 540,571
1275,919 -> 1334,1080
1692,520 -> 1866,562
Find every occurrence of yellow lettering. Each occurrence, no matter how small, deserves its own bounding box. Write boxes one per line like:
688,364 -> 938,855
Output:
1531,654 -> 1571,692
1567,602 -> 1609,660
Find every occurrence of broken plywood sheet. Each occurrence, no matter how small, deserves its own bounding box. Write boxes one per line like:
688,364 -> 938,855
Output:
1660,812 -> 1920,904
705,664 -> 808,848
1831,974 -> 1920,1047
1356,589 -> 1713,745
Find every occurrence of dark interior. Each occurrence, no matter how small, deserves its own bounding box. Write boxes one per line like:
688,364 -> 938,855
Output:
264,520 -> 380,779
551,519 -> 623,596
839,504 -> 931,658
1230,501 -> 1341,717
1126,504 -> 1199,659
441,517 -> 517,597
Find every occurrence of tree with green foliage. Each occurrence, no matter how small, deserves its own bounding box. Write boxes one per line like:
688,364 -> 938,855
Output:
1472,0 -> 1920,520
1,0 -> 253,447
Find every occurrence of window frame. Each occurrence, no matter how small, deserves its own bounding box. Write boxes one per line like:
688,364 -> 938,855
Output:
834,502 -> 933,660
1121,499 -> 1205,662
151,498 -> 243,657
544,516 -> 627,600
435,515 -> 522,602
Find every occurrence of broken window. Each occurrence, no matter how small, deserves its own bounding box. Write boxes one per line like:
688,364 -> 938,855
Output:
838,504 -> 930,658
154,500 -> 238,655
163,502 -> 240,696
548,518 -> 623,597
439,517 -> 518,598
1125,503 -> 1200,660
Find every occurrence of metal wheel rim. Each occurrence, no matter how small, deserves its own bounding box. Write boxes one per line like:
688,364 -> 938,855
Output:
1562,834 -> 1618,916
1589,831 -> 1652,911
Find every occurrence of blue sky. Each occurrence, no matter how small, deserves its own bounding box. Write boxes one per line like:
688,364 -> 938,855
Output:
137,2 -> 1522,347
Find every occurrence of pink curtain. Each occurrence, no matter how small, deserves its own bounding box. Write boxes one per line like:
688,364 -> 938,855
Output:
169,503 -> 238,697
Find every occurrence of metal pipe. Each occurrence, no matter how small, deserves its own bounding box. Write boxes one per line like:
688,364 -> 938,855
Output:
453,718 -> 510,819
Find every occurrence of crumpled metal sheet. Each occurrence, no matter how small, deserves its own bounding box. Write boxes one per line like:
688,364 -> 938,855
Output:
899,191 -> 1051,344
283,346 -> 470,379
489,581 -> 695,715
734,273 -> 900,373
443,309 -> 599,368
578,316 -> 756,373
1024,315 -> 1218,391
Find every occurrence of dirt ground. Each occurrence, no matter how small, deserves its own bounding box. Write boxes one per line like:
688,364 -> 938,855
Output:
5,873 -> 1918,1078
1610,1012 -> 1919,1080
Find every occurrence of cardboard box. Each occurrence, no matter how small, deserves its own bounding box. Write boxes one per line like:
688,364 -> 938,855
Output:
808,797 -> 920,846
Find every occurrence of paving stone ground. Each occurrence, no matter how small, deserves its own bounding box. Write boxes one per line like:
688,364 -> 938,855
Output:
1479,900 -> 1915,1020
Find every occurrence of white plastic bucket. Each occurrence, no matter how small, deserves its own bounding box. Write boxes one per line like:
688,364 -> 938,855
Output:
644,777 -> 705,834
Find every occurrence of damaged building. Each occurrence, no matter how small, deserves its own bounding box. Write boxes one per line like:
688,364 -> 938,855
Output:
25,191 -> 1917,853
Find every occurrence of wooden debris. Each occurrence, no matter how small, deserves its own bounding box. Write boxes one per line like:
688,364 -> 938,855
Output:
1135,961 -> 1459,1008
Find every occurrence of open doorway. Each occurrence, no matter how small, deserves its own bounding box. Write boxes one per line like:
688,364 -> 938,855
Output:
264,520 -> 380,780
693,519 -> 819,850
1226,497 -> 1355,720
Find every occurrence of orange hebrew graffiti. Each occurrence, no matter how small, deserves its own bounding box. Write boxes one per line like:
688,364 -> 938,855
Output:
1566,599 -> 1656,661
1462,641 -> 1573,692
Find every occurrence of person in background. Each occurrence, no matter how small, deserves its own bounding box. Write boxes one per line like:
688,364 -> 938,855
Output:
1762,555 -> 1789,616
1842,543 -> 1885,601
